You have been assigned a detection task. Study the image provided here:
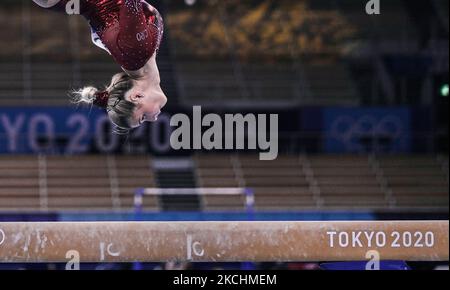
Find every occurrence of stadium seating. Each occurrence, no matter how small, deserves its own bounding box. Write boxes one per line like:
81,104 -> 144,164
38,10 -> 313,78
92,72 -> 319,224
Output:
0,155 -> 158,211
1,154 -> 447,212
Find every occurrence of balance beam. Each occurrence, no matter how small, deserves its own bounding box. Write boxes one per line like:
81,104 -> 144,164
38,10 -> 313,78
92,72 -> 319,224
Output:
0,221 -> 448,263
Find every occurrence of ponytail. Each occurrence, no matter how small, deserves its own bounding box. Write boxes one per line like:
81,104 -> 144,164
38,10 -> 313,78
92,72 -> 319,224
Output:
70,73 -> 136,134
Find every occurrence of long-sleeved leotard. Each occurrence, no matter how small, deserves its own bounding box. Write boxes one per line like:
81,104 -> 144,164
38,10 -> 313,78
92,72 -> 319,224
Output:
42,0 -> 163,71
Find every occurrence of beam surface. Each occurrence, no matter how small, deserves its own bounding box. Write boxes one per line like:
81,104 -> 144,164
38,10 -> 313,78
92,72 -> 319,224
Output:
0,221 -> 448,263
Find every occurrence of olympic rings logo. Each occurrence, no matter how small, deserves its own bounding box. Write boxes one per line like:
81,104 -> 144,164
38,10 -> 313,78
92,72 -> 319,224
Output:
329,114 -> 404,151
0,229 -> 5,246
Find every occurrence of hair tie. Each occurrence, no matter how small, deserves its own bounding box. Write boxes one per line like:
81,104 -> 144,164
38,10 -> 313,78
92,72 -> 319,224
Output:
93,91 -> 110,108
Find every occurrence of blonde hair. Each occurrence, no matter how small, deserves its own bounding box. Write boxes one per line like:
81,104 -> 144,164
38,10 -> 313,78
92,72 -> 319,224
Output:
71,72 -> 136,134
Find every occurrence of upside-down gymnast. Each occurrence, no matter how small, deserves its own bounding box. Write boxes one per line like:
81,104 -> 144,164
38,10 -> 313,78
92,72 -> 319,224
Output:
33,0 -> 168,133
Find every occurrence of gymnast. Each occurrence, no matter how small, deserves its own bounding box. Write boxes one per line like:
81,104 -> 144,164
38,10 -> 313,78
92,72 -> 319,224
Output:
33,0 -> 168,133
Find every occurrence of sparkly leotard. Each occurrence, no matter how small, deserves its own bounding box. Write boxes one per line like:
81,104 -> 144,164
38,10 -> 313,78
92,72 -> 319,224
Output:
48,0 -> 163,70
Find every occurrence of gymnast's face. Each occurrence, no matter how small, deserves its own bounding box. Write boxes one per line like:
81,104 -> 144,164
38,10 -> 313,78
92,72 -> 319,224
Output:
126,82 -> 168,128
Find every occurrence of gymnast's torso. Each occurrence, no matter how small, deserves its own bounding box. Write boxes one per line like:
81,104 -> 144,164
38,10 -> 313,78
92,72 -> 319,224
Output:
41,0 -> 163,71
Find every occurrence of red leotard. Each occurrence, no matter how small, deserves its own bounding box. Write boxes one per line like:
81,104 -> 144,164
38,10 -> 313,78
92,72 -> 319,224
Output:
49,0 -> 163,71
